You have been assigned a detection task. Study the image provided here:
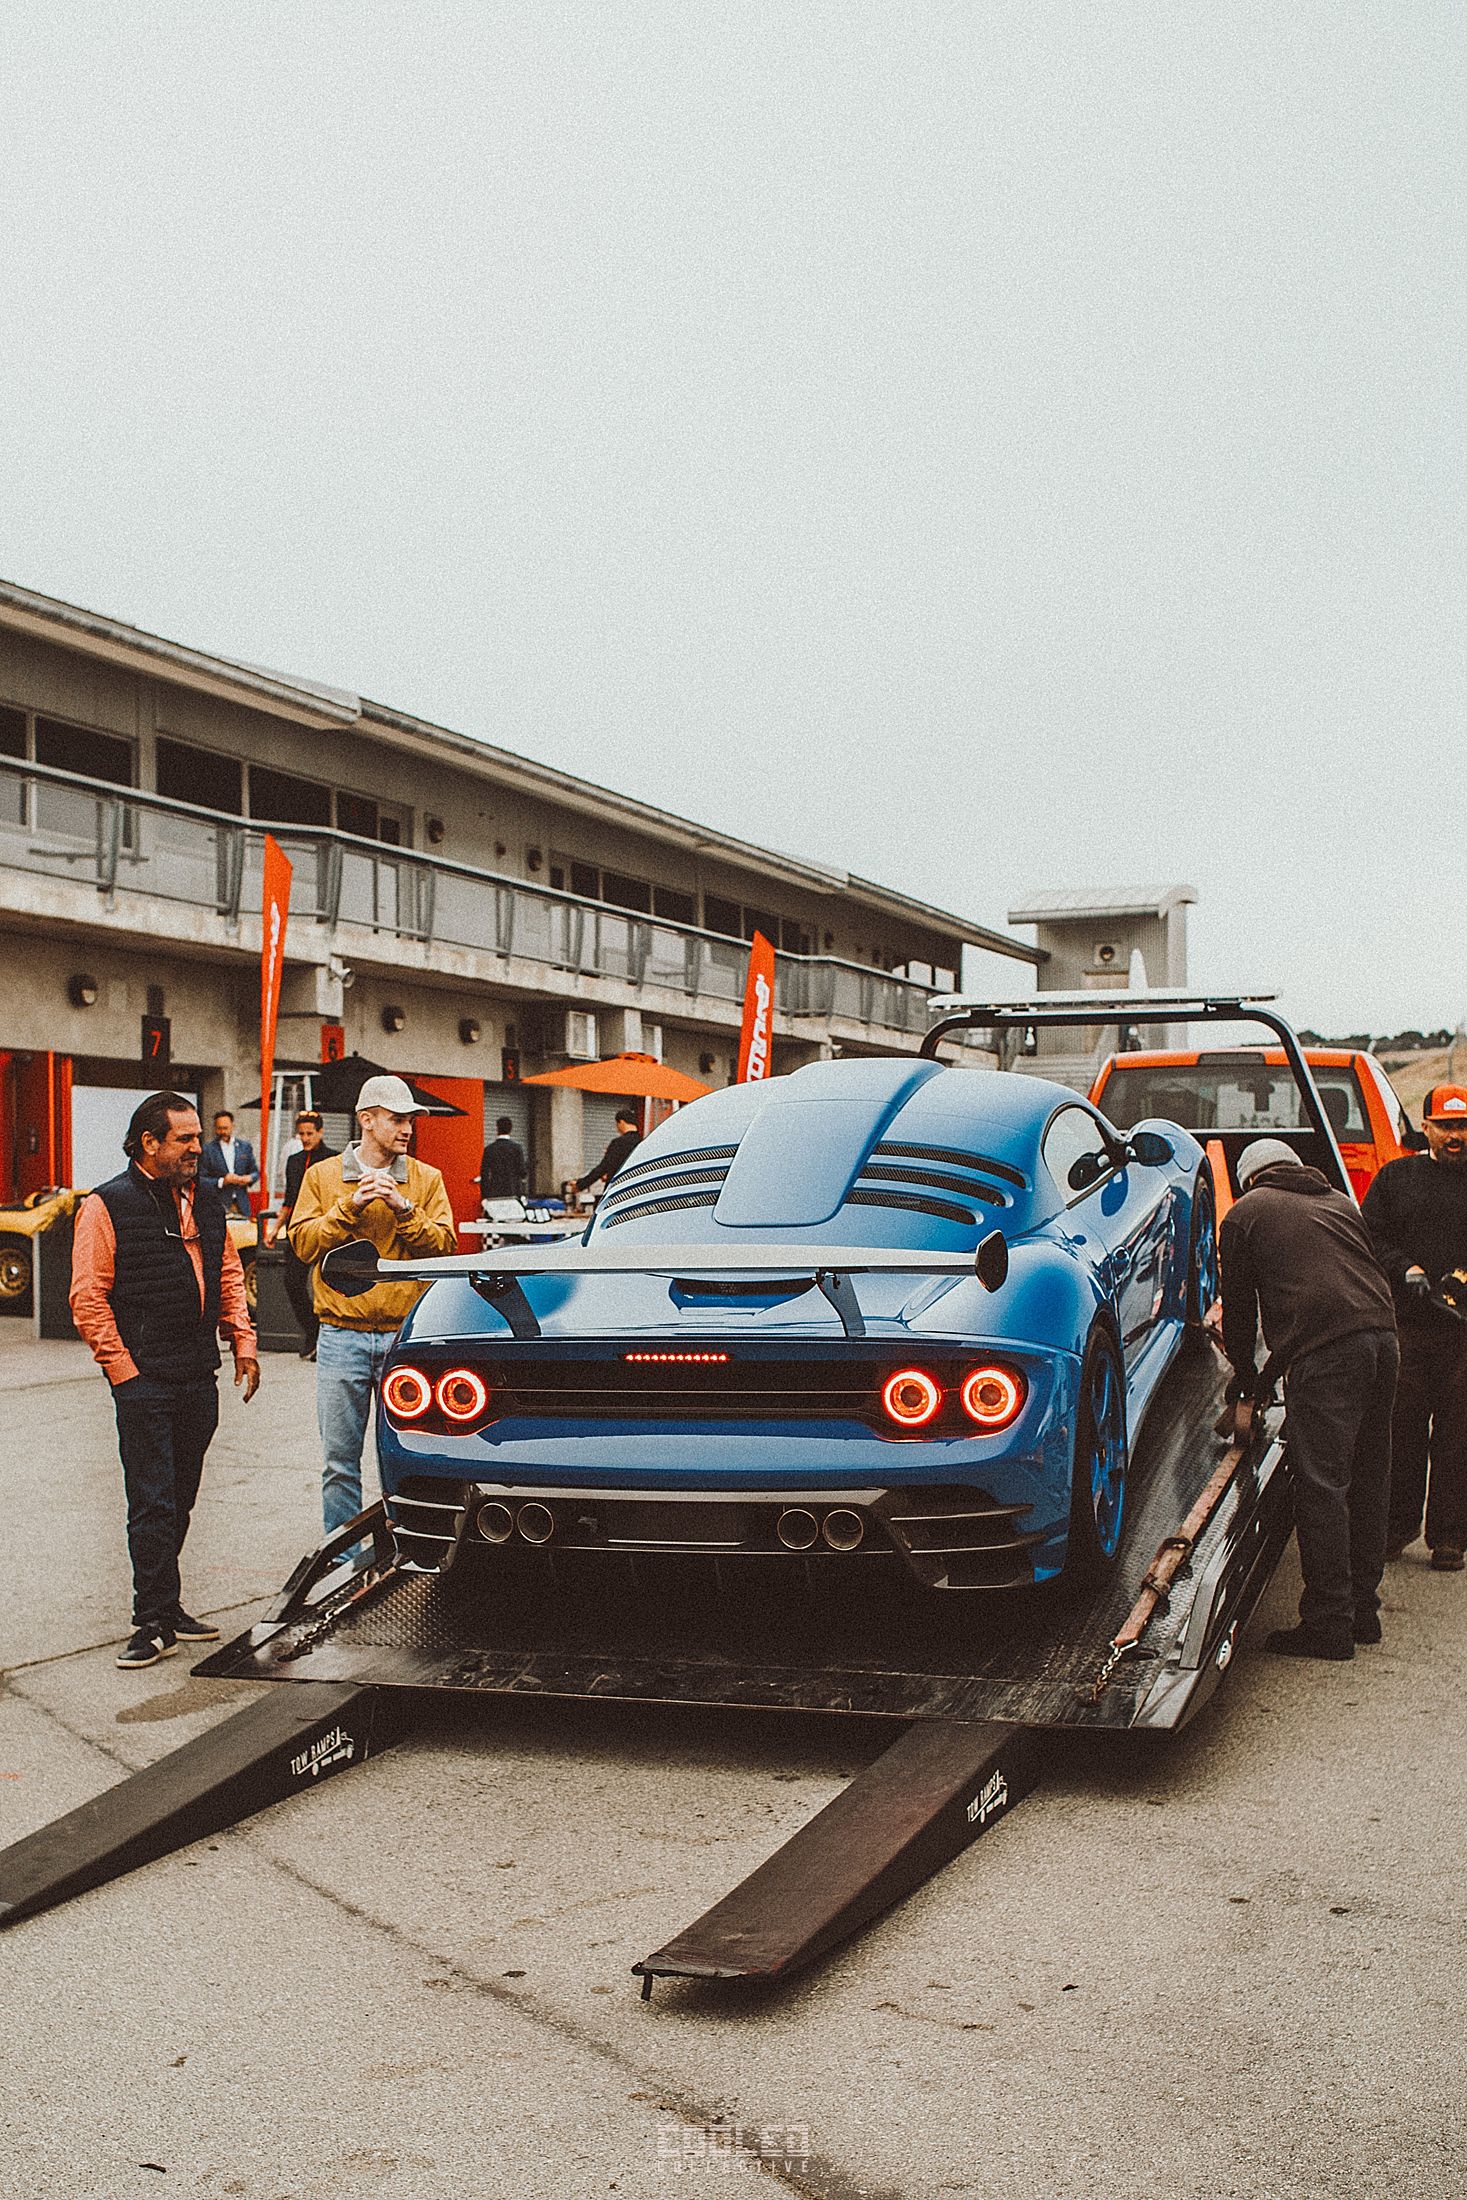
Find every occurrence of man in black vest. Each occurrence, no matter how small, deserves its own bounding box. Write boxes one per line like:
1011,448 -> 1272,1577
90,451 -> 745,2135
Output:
71,1091 -> 261,1669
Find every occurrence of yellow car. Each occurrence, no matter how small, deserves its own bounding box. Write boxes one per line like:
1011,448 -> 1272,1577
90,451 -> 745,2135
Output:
0,1188 -> 83,1313
0,1190 -> 258,1316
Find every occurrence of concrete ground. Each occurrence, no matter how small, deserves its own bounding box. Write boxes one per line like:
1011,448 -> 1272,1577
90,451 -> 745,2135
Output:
2,1327 -> 1465,2200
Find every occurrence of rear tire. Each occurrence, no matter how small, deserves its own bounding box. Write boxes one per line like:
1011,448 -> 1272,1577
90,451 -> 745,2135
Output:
0,1236 -> 33,1313
1184,1168 -> 1218,1329
1064,1327 -> 1128,1583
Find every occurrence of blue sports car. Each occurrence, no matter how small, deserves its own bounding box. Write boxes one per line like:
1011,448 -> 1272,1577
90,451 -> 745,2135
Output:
369,1058 -> 1217,1593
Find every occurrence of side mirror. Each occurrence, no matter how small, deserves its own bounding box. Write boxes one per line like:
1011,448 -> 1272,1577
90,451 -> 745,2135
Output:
975,1229 -> 1009,1292
1403,1125 -> 1429,1153
319,1240 -> 383,1298
1067,1151 -> 1109,1194
1128,1130 -> 1174,1168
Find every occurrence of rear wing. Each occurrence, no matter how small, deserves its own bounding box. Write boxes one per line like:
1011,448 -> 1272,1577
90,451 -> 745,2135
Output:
320,1233 -> 1011,1341
921,993 -> 1356,1205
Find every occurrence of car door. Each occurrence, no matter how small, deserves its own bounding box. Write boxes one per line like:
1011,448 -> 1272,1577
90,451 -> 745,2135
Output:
1043,1104 -> 1169,1351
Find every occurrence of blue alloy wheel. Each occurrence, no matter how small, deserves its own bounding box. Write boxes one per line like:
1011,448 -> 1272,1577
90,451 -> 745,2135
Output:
1185,1169 -> 1219,1329
1065,1329 -> 1128,1581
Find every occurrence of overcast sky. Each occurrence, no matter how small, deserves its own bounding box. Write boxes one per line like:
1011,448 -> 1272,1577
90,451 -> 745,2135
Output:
1,4 -> 1460,1034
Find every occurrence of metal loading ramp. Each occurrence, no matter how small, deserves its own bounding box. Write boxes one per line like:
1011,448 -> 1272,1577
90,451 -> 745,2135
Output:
197,1340 -> 1287,1736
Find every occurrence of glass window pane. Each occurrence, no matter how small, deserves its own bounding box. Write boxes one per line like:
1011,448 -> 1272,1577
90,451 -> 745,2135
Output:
704,894 -> 741,939
653,885 -> 696,926
156,736 -> 243,815
34,716 -> 133,786
0,704 -> 26,759
248,764 -> 331,828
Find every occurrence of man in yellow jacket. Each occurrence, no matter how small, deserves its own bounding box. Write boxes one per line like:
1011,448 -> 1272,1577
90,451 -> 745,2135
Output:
289,1074 -> 457,1543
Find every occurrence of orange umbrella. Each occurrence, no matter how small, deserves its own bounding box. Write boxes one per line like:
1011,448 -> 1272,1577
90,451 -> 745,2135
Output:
519,1051 -> 712,1102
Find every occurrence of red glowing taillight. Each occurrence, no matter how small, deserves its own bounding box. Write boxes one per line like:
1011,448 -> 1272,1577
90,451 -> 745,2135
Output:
382,1365 -> 432,1422
436,1367 -> 490,1424
960,1365 -> 1025,1430
881,1368 -> 942,1427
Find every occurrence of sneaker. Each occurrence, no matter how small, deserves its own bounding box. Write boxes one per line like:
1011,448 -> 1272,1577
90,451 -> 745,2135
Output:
1430,1545 -> 1465,1572
116,1626 -> 178,1669
169,1608 -> 221,1641
1263,1623 -> 1354,1662
1353,1611 -> 1383,1645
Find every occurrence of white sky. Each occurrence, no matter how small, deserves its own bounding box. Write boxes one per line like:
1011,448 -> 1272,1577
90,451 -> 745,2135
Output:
0,4 -> 1460,1034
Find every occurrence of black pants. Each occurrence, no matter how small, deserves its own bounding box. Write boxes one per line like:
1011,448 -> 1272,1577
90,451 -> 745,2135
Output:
282,1243 -> 319,1348
112,1372 -> 220,1629
1389,1320 -> 1467,1551
1283,1329 -> 1398,1630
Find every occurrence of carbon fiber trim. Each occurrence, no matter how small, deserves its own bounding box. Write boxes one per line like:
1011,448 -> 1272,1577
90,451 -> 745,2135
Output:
873,1141 -> 1029,1189
844,1187 -> 981,1227
857,1162 -> 1010,1208
601,1190 -> 722,1228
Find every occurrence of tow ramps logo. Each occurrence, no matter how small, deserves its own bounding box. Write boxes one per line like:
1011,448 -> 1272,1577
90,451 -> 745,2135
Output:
966,1769 -> 1009,1827
290,1726 -> 357,1781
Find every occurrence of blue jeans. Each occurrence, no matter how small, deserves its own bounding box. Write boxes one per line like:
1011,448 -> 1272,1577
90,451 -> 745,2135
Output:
315,1323 -> 396,1538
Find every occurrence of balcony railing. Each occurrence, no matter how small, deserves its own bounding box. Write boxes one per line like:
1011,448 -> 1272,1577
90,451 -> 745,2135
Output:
0,756 -> 938,1036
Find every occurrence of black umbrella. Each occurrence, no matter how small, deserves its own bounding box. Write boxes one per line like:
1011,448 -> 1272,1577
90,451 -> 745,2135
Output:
310,1053 -> 467,1117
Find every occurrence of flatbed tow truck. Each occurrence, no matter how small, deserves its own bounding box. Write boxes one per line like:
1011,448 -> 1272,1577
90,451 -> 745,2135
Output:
0,997 -> 1352,1998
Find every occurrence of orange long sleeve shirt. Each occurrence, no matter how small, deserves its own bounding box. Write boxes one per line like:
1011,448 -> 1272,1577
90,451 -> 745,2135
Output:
69,1180 -> 258,1387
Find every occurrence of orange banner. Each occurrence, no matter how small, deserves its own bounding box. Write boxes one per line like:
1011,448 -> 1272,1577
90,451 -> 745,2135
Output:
259,833 -> 293,1202
736,931 -> 777,1082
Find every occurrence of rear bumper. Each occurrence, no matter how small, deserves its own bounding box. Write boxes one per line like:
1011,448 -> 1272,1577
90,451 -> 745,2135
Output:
387,1475 -> 1049,1590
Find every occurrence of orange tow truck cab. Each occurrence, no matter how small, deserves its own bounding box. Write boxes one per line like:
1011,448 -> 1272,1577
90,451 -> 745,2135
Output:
1089,1046 -> 1415,1221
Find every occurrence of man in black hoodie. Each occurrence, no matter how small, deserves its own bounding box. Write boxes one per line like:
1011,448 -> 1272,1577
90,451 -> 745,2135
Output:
1217,1138 -> 1397,1660
1362,1084 -> 1467,1571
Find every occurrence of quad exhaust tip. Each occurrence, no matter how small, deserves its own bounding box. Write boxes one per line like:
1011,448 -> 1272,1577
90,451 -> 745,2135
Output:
476,1500 -> 515,1544
516,1501 -> 556,1546
821,1508 -> 865,1552
775,1508 -> 819,1551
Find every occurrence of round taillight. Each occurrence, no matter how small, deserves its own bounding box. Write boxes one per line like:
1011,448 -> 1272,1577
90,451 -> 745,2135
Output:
383,1365 -> 432,1422
960,1365 -> 1025,1430
436,1367 -> 489,1424
881,1369 -> 942,1427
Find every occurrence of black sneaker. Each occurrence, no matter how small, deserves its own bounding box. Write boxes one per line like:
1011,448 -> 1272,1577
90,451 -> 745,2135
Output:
116,1626 -> 178,1669
1264,1623 -> 1353,1662
170,1608 -> 221,1641
1353,1611 -> 1382,1645
1431,1544 -> 1465,1573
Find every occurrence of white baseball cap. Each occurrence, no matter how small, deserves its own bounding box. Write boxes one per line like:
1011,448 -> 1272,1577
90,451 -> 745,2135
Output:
355,1073 -> 429,1115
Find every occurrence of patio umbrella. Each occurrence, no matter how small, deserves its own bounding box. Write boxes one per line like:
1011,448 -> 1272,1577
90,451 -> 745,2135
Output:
519,1051 -> 712,1102
308,1052 -> 467,1116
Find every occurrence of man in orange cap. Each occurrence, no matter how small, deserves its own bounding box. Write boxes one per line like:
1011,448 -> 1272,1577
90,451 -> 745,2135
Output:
1362,1085 -> 1467,1570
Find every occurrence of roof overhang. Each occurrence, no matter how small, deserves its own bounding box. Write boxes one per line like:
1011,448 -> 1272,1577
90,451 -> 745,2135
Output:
0,580 -> 360,732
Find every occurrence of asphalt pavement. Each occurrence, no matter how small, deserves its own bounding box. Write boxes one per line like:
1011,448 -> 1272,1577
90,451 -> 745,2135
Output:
2,1326 -> 1465,2200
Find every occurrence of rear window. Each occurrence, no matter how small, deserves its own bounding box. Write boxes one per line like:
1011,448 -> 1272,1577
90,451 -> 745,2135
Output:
1100,1061 -> 1370,1140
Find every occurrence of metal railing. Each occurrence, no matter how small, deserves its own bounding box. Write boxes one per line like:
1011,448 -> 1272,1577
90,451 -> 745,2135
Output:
0,755 -> 937,1035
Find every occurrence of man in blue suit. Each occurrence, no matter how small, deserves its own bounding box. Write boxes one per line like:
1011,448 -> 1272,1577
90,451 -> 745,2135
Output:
199,1110 -> 258,1218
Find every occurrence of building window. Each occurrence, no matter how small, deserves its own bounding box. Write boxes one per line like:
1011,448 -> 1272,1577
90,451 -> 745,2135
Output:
743,906 -> 780,946
156,736 -> 243,816
336,790 -> 407,846
704,894 -> 741,939
0,704 -> 25,760
779,918 -> 812,955
34,716 -> 134,787
652,885 -> 696,926
248,764 -> 332,829
570,860 -> 600,900
602,870 -> 652,915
